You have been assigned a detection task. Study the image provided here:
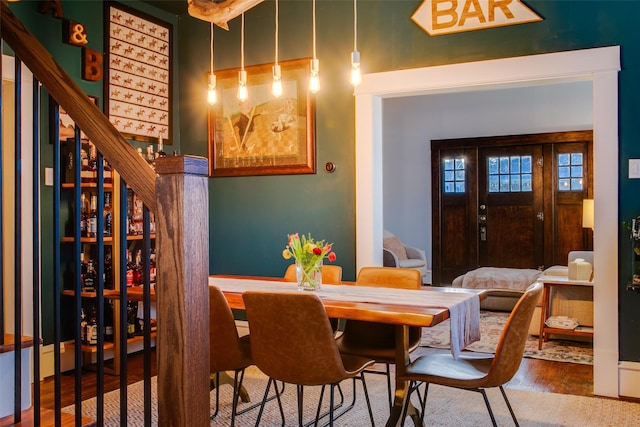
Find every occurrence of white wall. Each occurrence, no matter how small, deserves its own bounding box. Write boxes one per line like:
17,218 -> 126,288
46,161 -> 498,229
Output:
382,81 -> 593,272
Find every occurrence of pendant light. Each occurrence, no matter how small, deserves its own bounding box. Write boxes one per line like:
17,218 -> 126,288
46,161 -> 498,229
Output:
272,0 -> 283,97
207,22 -> 217,104
237,13 -> 248,102
309,0 -> 320,93
350,0 -> 361,87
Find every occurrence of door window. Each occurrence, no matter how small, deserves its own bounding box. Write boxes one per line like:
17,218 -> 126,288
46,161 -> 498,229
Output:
487,155 -> 533,193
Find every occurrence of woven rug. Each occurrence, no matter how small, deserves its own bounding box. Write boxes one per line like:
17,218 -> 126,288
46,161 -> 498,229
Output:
421,310 -> 593,365
62,367 -> 640,426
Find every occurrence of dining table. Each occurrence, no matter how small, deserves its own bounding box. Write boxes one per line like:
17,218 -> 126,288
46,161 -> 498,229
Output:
210,275 -> 484,427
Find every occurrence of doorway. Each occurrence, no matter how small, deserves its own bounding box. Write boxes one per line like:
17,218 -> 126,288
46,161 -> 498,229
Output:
354,47 -> 620,397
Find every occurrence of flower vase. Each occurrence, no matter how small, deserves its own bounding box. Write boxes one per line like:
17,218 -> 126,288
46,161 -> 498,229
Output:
296,259 -> 323,291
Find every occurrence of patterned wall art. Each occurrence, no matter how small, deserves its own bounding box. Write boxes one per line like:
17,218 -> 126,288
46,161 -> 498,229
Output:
104,2 -> 172,144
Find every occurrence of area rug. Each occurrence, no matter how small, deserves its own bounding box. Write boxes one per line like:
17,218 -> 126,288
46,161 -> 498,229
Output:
421,310 -> 593,365
63,368 -> 640,426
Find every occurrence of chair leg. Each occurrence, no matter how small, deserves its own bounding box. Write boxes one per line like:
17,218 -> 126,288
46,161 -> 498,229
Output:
297,384 -> 306,427
358,373 -> 376,427
210,373 -> 220,420
385,364 -> 393,410
480,389 -> 498,427
499,386 -> 520,427
254,378 -> 286,427
230,369 -> 245,427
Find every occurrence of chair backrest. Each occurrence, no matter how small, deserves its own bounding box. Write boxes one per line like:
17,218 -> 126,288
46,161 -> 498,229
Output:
356,266 -> 421,290
209,285 -> 252,372
283,264 -> 343,284
485,282 -> 543,387
243,291 -> 349,386
350,266 -> 422,351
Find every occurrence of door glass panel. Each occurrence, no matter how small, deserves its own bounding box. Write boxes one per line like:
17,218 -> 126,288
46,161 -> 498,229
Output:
558,152 -> 584,191
488,155 -> 533,193
443,157 -> 465,194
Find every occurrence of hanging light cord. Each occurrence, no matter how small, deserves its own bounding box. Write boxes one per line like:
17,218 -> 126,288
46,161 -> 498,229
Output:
353,0 -> 357,52
210,22 -> 214,73
312,0 -> 316,59
241,13 -> 245,70
275,0 -> 279,65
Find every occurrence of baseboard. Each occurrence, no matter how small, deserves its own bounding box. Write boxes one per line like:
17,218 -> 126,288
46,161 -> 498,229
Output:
618,361 -> 640,398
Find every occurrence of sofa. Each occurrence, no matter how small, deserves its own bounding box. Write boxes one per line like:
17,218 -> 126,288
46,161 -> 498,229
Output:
450,251 -> 594,340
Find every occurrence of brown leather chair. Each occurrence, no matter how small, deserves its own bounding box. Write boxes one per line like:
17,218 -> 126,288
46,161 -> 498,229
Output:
243,290 -> 376,427
335,267 -> 423,408
210,285 -> 272,425
398,282 -> 543,426
283,264 -> 343,284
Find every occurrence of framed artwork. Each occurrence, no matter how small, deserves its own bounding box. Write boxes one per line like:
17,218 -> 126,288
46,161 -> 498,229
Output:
208,58 -> 315,177
104,1 -> 172,144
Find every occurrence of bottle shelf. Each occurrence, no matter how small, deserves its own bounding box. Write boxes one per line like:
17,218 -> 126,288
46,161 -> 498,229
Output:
62,289 -> 120,298
126,234 -> 156,241
62,182 -> 113,190
66,331 -> 156,354
61,236 -> 114,243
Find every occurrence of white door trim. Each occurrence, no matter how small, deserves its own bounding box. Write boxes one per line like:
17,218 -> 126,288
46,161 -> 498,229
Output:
355,46 -> 620,397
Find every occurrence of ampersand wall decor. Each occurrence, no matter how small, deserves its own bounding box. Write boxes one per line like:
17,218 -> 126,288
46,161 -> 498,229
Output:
63,19 -> 88,47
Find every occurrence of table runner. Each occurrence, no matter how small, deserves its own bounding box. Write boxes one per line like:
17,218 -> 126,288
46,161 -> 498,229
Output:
210,277 -> 480,357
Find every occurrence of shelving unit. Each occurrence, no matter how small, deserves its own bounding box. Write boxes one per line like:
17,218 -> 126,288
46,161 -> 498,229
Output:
60,144 -> 156,374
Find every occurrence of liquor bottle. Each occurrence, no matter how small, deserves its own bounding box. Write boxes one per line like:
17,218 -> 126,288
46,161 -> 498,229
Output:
127,302 -> 137,339
132,196 -> 143,235
88,144 -> 98,180
103,192 -> 113,237
156,136 -> 167,158
104,300 -> 114,342
104,247 -> 113,290
103,160 -> 113,185
87,303 -> 98,345
80,157 -> 93,184
80,307 -> 87,344
88,194 -> 97,238
133,250 -> 143,286
79,252 -> 87,283
126,249 -> 134,287
79,193 -> 88,237
83,259 -> 96,292
146,145 -> 155,167
149,248 -> 156,288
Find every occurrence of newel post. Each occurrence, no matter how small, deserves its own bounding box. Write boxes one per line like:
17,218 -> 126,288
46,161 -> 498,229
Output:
155,156 -> 210,426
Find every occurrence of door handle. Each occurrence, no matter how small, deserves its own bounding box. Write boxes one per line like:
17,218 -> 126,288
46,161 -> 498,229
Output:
480,226 -> 487,241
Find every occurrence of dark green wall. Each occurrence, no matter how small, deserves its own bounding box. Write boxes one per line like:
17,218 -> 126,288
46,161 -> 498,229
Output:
8,1 -> 640,359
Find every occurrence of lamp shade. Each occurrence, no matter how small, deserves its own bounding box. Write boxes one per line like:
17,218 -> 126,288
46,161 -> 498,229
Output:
582,199 -> 594,230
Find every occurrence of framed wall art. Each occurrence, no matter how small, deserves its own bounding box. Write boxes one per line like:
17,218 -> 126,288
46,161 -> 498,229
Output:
208,58 -> 315,177
104,1 -> 172,144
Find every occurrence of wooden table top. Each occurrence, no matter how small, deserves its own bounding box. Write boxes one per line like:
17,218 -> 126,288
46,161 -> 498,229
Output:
210,276 -> 484,328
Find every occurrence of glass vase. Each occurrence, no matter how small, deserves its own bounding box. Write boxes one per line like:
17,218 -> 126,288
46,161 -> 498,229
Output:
296,259 -> 323,291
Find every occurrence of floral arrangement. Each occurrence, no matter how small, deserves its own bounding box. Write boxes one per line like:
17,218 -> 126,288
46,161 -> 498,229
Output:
282,233 -> 336,290
282,233 -> 337,264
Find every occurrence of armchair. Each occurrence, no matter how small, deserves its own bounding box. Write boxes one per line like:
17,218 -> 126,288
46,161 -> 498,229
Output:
382,230 -> 429,283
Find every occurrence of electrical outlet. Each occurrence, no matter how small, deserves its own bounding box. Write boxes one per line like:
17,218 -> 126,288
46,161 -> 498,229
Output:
630,159 -> 640,179
45,168 -> 54,186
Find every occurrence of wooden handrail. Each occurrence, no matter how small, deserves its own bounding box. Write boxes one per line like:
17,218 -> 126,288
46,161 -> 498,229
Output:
1,1 -> 156,210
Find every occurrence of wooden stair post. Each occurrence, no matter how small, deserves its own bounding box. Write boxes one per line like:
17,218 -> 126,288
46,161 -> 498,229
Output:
155,156 -> 210,426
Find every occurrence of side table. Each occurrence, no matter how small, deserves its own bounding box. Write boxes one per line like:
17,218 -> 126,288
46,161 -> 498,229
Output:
537,275 -> 594,350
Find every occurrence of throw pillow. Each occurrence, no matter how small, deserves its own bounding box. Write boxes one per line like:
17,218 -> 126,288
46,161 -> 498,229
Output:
383,237 -> 408,260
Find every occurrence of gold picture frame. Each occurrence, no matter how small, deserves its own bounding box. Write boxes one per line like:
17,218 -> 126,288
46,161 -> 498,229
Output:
208,58 -> 315,177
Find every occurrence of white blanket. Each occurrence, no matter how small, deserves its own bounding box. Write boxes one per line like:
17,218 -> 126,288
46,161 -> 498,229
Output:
461,267 -> 541,291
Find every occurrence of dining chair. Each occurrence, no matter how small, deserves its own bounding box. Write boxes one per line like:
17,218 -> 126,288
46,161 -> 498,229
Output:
335,266 -> 423,409
398,282 -> 543,426
243,290 -> 376,427
209,285 -> 281,426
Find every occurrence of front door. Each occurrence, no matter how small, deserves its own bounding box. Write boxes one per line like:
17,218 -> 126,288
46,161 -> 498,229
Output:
477,145 -> 544,268
431,130 -> 592,285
